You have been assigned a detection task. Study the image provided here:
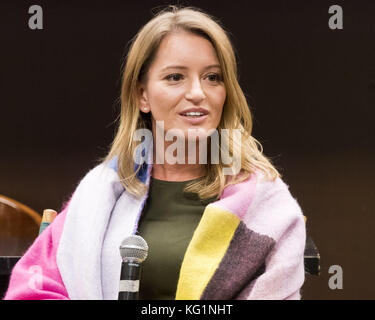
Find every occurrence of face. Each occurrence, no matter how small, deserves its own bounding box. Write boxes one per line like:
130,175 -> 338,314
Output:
138,31 -> 226,141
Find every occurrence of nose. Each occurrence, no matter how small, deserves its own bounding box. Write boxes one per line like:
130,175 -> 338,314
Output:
185,77 -> 206,104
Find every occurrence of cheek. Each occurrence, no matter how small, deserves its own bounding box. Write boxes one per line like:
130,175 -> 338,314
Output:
218,87 -> 227,108
149,86 -> 183,114
211,88 -> 226,117
149,82 -> 182,102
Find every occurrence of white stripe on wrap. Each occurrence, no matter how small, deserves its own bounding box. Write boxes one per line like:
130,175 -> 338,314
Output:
119,280 -> 140,292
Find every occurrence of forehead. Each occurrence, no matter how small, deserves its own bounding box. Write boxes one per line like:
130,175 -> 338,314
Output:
150,31 -> 220,70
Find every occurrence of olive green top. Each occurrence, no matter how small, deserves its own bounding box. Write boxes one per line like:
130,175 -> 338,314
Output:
137,177 -> 217,300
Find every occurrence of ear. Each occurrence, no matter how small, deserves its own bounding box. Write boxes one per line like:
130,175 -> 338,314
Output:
137,82 -> 150,113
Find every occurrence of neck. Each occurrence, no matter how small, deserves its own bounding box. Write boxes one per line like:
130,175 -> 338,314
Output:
152,138 -> 207,181
152,163 -> 206,181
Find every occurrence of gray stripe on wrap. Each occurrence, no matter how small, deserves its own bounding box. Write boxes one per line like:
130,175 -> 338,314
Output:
200,221 -> 275,300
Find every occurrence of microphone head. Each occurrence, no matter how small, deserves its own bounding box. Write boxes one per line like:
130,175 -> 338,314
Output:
119,235 -> 148,263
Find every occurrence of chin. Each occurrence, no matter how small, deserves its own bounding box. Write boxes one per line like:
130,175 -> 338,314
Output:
185,126 -> 216,140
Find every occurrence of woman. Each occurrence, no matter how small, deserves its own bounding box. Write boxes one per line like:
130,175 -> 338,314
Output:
4,6 -> 306,300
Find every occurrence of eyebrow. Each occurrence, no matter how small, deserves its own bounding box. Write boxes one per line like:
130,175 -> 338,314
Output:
160,64 -> 222,72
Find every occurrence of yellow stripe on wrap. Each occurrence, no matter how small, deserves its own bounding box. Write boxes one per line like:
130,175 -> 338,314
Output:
175,205 -> 240,300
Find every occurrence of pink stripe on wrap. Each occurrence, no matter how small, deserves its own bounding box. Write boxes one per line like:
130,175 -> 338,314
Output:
213,173 -> 258,219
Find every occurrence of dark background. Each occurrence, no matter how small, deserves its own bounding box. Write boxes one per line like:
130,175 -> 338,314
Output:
1,0 -> 374,299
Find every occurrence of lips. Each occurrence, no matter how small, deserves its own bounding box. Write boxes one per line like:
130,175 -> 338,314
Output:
178,108 -> 209,117
178,108 -> 209,124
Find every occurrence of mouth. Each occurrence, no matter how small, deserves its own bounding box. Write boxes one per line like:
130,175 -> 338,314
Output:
179,108 -> 209,117
178,112 -> 208,124
180,111 -> 206,117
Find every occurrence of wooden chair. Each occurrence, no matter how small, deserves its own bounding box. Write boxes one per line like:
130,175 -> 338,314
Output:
0,195 -> 41,256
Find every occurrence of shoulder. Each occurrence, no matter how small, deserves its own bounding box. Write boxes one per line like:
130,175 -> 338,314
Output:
57,160 -> 124,238
252,172 -> 301,214
242,171 -> 305,241
79,160 -> 118,183
69,160 -> 122,197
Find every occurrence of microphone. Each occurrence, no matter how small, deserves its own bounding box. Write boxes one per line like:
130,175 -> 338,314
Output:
118,235 -> 148,300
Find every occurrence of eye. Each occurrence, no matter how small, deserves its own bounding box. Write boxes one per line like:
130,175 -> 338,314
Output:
206,73 -> 223,82
165,73 -> 184,82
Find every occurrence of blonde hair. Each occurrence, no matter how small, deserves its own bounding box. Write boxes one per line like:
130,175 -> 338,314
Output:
105,5 -> 280,199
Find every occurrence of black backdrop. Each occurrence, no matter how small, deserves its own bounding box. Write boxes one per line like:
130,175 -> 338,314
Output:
1,0 -> 374,299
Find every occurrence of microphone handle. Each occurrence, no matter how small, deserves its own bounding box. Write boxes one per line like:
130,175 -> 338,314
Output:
118,261 -> 141,300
